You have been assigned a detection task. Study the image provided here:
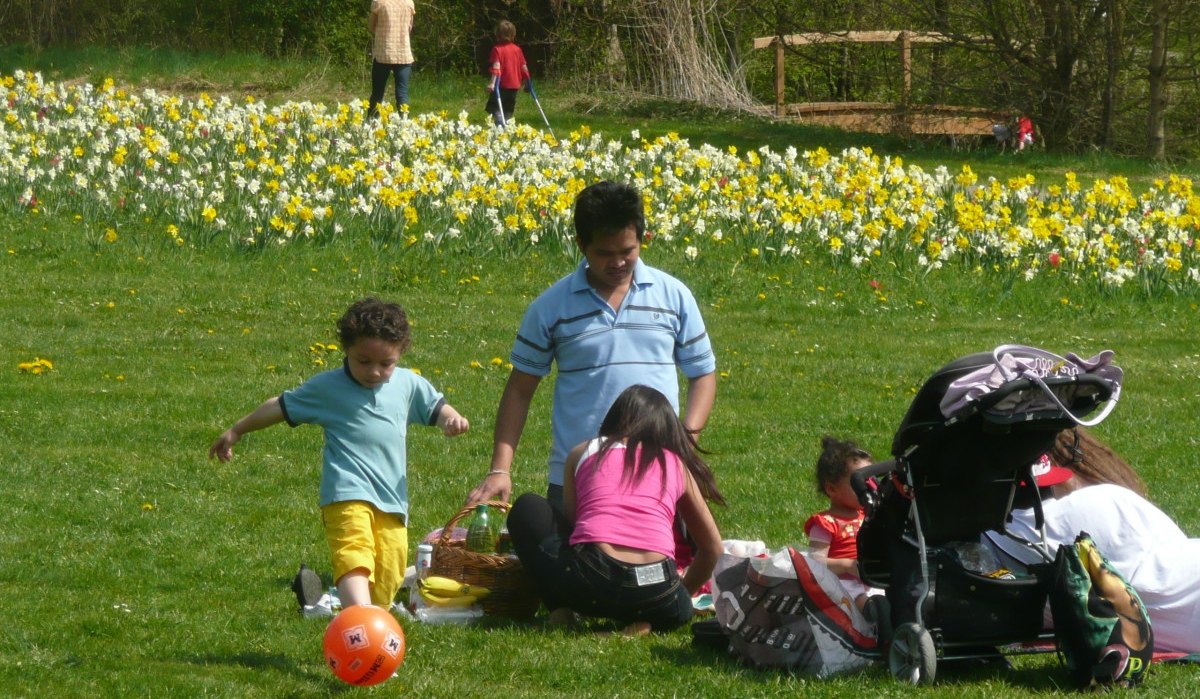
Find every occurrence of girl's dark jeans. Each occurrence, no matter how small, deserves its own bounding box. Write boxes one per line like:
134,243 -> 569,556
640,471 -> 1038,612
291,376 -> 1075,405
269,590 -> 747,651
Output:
508,492 -> 693,631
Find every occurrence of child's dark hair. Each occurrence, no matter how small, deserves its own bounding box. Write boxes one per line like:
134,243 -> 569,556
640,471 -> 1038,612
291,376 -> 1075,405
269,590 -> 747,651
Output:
815,435 -> 870,494
596,385 -> 725,505
495,19 -> 516,42
574,180 -> 646,248
336,297 -> 411,353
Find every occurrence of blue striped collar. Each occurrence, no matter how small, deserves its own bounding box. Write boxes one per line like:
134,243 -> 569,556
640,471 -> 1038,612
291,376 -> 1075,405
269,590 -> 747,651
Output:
568,257 -> 650,294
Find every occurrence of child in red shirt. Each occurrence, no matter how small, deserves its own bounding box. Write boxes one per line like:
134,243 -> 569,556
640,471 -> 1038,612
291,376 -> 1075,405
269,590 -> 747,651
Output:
485,19 -> 531,126
1016,115 -> 1035,151
805,435 -> 874,609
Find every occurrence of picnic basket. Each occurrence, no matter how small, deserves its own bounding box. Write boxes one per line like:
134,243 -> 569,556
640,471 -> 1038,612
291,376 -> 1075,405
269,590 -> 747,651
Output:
429,500 -> 540,619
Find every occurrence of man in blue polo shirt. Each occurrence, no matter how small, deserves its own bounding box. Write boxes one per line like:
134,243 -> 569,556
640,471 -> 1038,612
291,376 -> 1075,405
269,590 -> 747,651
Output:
467,180 -> 717,508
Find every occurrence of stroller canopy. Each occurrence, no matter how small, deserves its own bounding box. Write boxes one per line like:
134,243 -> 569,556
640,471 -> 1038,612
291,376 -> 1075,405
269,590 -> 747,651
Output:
888,347 -> 1121,543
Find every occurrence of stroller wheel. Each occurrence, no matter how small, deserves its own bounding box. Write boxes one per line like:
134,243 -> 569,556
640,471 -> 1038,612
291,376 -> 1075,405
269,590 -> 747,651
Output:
889,622 -> 936,685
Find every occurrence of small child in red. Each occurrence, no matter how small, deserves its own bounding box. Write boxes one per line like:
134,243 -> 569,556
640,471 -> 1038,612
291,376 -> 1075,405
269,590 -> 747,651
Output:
805,435 -> 874,609
1016,115 -> 1035,151
485,19 -> 531,126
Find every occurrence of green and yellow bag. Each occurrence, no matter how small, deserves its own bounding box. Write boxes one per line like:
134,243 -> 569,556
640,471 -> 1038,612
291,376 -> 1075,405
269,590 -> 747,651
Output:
1048,532 -> 1153,688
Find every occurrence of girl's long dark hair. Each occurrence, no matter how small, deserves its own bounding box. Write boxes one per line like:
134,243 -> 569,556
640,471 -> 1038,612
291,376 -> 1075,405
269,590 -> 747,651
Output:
594,385 -> 725,505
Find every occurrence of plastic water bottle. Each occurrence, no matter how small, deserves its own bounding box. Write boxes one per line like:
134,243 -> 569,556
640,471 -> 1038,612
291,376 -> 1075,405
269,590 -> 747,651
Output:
465,504 -> 498,553
328,586 -> 342,613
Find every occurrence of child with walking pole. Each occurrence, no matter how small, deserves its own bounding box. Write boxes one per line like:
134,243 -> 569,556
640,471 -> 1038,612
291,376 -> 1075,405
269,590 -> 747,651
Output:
208,297 -> 469,612
485,19 -> 531,126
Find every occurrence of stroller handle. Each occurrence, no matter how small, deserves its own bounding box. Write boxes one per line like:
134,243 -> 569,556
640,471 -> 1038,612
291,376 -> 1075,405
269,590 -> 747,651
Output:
851,459 -> 896,514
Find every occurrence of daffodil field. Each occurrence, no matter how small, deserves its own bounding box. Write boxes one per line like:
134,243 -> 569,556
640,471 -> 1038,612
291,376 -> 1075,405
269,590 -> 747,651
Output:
4,70 -> 1199,291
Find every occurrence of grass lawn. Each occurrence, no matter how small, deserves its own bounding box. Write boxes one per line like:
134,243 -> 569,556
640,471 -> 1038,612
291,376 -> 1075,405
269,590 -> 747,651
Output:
2,211 -> 1198,697
2,46 -> 1199,697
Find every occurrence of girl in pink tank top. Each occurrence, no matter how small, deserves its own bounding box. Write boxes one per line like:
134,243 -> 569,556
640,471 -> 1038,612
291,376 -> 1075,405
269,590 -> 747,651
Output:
507,385 -> 726,634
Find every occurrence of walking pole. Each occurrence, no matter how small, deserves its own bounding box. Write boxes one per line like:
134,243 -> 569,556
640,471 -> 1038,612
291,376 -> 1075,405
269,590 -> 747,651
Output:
492,76 -> 507,128
526,77 -> 555,139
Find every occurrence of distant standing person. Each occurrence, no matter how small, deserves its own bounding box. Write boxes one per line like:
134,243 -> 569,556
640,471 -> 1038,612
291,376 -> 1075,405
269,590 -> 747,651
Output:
991,119 -> 1012,152
485,20 -> 531,126
368,0 -> 415,118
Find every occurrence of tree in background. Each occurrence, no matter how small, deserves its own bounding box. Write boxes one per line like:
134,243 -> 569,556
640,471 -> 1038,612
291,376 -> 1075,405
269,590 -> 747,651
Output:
4,0 -> 1200,157
550,0 -> 756,110
893,0 -> 1200,156
1153,0 -> 1200,159
892,0 -> 1111,149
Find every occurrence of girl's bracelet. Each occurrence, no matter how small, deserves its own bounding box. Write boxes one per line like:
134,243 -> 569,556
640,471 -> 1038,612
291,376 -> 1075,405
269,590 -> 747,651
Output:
486,470 -> 511,477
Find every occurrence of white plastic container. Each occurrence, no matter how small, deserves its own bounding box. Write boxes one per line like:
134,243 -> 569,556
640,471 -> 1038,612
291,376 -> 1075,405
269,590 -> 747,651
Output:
415,543 -> 433,580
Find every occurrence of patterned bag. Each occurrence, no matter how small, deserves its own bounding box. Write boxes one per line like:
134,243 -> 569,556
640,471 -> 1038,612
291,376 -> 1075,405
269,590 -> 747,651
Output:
1048,532 -> 1153,688
712,547 -> 878,677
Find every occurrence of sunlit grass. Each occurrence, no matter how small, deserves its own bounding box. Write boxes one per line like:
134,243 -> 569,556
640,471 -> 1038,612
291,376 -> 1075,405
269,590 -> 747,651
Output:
3,212 -> 1199,695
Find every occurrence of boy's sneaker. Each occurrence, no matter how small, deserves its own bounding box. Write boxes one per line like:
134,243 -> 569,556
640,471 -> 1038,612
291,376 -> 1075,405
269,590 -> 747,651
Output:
302,593 -> 337,618
291,564 -> 323,610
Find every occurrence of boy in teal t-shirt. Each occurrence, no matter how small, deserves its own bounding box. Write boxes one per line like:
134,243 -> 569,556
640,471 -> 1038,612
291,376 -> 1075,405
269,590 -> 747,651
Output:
209,297 -> 469,609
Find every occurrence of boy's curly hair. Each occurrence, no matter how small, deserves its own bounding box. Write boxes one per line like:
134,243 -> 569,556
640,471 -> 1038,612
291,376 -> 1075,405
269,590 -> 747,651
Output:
336,297 -> 411,353
814,435 -> 870,493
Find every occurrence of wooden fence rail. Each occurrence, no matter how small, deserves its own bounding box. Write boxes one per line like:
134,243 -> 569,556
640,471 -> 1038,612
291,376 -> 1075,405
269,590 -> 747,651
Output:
753,30 -> 997,137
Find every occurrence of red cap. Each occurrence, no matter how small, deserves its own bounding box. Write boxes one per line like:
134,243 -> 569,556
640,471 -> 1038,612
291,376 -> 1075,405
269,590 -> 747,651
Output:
1030,453 -> 1073,487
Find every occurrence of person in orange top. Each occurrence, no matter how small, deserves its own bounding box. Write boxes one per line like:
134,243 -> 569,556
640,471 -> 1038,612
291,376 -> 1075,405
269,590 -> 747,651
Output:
367,0 -> 415,118
484,19 -> 531,126
805,436 -> 875,610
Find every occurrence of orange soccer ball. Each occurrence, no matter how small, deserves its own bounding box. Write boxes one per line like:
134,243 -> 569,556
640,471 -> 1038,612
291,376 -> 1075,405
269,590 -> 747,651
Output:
322,605 -> 407,686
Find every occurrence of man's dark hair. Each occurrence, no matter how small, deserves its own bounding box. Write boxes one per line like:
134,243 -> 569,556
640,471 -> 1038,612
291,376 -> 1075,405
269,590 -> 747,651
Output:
573,181 -> 646,248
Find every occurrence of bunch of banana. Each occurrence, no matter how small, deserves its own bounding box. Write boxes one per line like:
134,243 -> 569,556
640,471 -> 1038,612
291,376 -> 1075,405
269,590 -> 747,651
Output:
418,576 -> 491,607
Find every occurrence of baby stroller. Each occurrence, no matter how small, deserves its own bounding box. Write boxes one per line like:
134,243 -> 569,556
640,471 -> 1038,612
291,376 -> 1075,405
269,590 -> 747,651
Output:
852,345 -> 1122,684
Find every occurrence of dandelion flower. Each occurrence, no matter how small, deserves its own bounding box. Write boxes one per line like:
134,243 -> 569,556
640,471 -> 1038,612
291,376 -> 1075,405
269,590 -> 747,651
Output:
18,357 -> 55,374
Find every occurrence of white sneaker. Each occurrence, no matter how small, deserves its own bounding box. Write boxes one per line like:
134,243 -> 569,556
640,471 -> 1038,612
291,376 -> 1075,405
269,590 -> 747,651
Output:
301,592 -> 337,618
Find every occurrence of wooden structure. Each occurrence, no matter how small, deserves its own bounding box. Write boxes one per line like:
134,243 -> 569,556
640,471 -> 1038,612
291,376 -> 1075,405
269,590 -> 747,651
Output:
752,31 -> 998,137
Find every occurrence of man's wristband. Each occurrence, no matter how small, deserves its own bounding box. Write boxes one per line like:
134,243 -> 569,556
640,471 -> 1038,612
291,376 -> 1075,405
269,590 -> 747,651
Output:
486,470 -> 511,477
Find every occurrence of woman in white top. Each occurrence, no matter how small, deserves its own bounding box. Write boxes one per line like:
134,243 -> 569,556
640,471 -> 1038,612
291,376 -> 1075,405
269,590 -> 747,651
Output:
1001,428 -> 1200,654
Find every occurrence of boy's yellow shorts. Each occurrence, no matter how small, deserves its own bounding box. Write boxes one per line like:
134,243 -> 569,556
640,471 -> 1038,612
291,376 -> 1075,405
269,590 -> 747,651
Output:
321,500 -> 408,608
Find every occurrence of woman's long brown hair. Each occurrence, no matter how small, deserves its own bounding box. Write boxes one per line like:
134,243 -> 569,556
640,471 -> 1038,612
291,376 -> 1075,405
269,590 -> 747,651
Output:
1049,427 -> 1147,496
